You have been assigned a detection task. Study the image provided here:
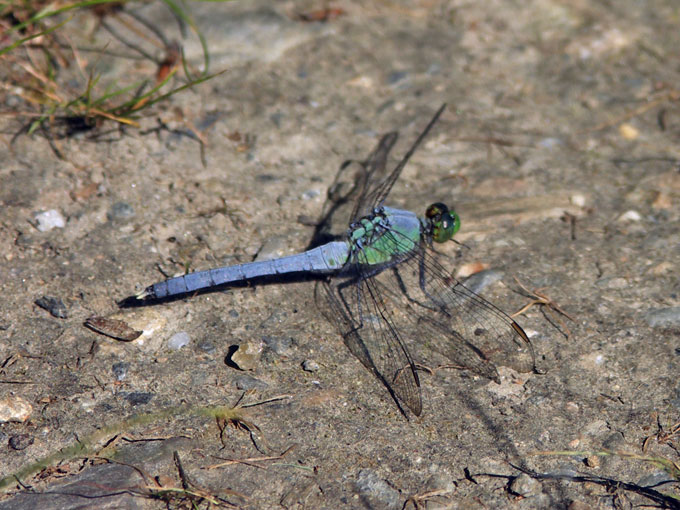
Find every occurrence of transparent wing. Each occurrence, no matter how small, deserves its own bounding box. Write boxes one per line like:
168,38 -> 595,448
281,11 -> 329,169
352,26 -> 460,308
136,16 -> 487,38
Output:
348,131 -> 399,223
315,225 -> 535,415
309,131 -> 398,248
378,239 -> 536,379
314,252 -> 423,416
309,103 -> 446,249
353,104 -> 447,219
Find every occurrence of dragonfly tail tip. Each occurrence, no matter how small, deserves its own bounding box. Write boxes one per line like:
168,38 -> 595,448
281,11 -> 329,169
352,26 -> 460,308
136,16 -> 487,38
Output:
117,287 -> 154,308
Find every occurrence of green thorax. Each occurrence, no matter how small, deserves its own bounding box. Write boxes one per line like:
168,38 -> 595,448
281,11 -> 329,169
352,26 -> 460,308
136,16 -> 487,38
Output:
349,204 -> 460,267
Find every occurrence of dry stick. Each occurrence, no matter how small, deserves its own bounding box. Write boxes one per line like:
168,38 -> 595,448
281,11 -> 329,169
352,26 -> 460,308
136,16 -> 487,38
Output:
511,276 -> 574,337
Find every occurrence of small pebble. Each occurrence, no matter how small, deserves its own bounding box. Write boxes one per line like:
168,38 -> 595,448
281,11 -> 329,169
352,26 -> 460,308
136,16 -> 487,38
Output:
509,473 -> 540,497
461,269 -> 503,294
228,340 -> 263,370
263,336 -> 294,356
112,362 -> 129,381
617,210 -> 641,222
302,189 -> 320,200
125,392 -> 153,406
354,469 -> 400,510
584,455 -> 600,468
197,341 -> 216,353
167,331 -> 191,350
619,122 -> 639,140
107,201 -> 135,221
0,396 -> 33,423
539,137 -> 562,149
638,470 -> 675,487
34,296 -> 68,319
34,209 -> 65,231
233,374 -> 268,390
302,359 -> 320,372
255,236 -> 290,262
456,262 -> 489,279
570,193 -> 586,207
8,433 -> 34,450
645,307 -> 680,328
387,70 -> 408,85
565,401 -> 579,413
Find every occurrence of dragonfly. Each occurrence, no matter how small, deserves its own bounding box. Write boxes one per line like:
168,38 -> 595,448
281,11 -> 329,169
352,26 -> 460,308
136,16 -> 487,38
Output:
121,104 -> 535,416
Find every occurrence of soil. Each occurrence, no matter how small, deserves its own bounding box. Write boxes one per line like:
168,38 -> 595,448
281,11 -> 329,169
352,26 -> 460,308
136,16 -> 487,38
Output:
1,1 -> 679,509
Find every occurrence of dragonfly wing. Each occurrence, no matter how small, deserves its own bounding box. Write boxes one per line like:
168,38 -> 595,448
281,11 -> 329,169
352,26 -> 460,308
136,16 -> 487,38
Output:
391,247 -> 536,377
315,271 -> 422,416
309,132 -> 398,248
311,104 -> 446,249
358,104 -> 447,214
348,131 -> 399,222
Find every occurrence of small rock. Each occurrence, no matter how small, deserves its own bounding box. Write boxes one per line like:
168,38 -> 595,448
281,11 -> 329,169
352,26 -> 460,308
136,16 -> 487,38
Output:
228,340 -> 263,370
387,70 -> 408,85
233,374 -> 268,390
583,419 -> 609,436
509,473 -> 540,497
423,472 -> 455,494
570,193 -> 586,207
107,201 -> 135,221
456,262 -> 489,279
0,395 -> 33,423
167,331 -> 191,350
638,470 -> 675,487
539,137 -> 562,149
302,189 -> 320,200
645,307 -> 680,328
565,401 -> 579,413
461,269 -> 503,294
34,209 -> 65,231
35,296 -> 68,319
112,362 -> 129,381
302,359 -> 320,372
619,123 -> 639,140
263,336 -> 294,356
0,462 -> 141,508
354,469 -> 400,510
255,236 -> 291,262
124,392 -> 153,406
617,210 -> 641,222
197,341 -> 216,353
584,455 -> 600,468
8,433 -> 34,450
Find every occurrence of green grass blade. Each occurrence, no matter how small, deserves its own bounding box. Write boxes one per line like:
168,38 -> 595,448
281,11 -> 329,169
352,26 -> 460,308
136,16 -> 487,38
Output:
159,0 -> 210,75
0,17 -> 70,57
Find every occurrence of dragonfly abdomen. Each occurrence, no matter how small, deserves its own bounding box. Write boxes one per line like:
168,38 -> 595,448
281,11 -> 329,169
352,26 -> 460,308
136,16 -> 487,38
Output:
142,241 -> 350,300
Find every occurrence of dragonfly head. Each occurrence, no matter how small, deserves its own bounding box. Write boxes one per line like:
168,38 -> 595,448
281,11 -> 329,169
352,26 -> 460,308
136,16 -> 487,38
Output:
426,202 -> 460,243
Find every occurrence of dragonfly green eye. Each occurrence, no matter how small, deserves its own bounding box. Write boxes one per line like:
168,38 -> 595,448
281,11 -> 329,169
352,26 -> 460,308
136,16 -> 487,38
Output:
426,202 -> 460,243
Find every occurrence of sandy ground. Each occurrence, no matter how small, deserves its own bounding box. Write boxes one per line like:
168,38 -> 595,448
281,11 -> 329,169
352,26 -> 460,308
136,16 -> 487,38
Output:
1,1 -> 679,509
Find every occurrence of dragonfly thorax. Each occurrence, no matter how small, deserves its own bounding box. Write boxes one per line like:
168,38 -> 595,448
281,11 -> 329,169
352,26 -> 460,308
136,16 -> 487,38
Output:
348,206 -> 422,266
425,202 -> 460,244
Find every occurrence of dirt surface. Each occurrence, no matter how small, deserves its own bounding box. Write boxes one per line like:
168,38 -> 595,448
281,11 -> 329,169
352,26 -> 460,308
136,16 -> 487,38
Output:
1,1 -> 679,509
